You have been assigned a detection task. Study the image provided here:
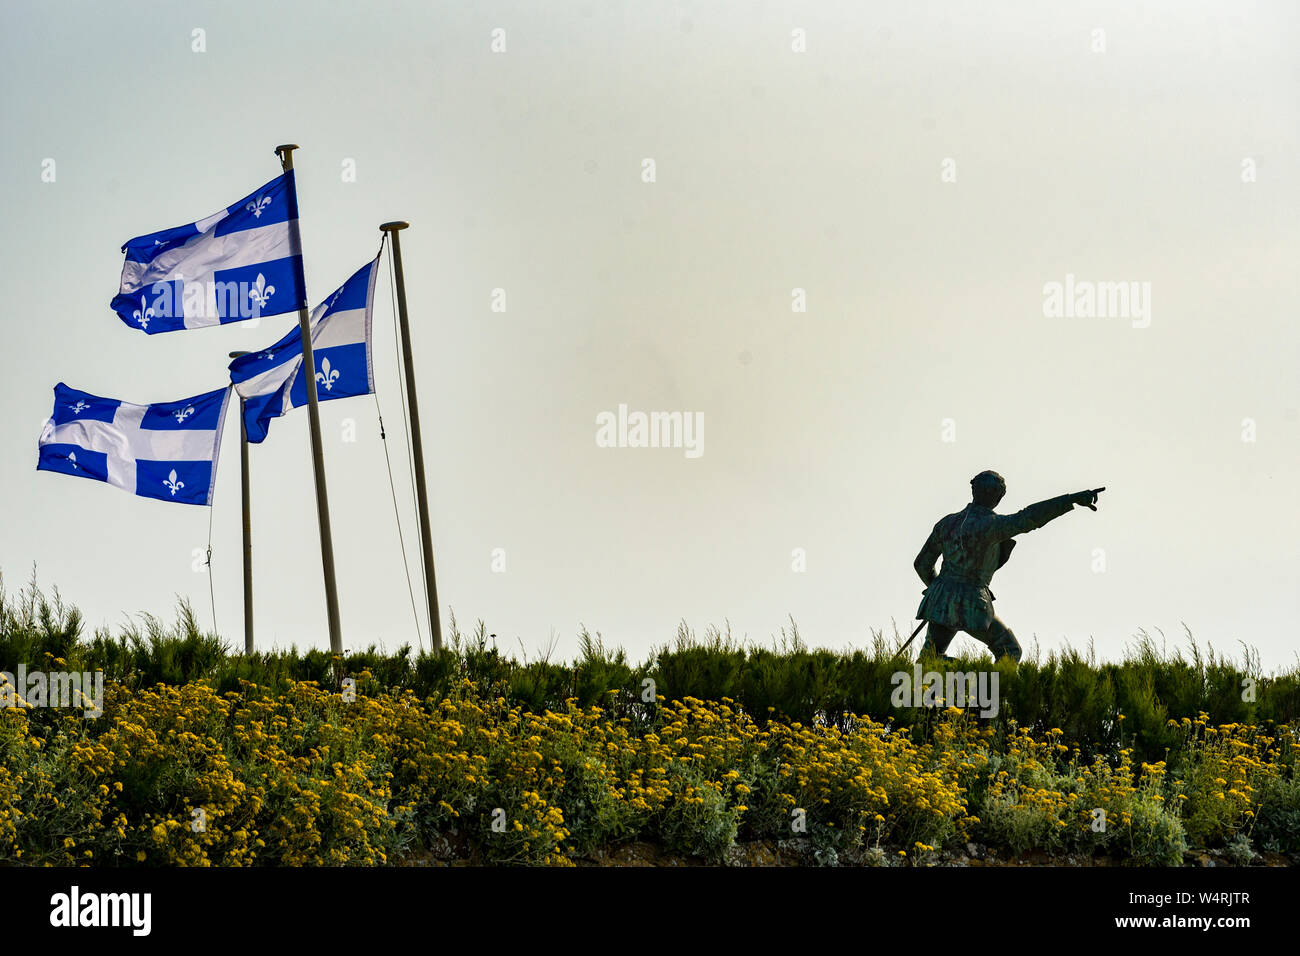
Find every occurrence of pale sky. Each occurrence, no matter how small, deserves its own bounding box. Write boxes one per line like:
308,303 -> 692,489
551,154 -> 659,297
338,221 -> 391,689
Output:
2,1 -> 1297,668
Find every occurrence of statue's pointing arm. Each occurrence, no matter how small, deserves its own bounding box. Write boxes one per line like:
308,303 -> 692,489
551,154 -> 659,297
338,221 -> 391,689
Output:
989,494 -> 1077,540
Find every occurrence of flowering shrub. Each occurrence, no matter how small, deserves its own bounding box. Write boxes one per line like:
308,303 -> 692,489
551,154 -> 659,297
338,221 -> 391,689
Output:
2,674 -> 1294,866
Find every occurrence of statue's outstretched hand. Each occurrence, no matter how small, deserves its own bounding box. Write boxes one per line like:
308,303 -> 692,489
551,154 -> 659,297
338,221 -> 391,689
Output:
1071,487 -> 1106,511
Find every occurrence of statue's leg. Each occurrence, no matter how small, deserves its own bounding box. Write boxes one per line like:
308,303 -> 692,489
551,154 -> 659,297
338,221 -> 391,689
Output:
919,621 -> 957,660
972,616 -> 1022,662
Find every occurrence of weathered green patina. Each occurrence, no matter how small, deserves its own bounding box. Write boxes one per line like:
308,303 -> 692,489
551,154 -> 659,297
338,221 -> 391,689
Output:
913,472 -> 1103,662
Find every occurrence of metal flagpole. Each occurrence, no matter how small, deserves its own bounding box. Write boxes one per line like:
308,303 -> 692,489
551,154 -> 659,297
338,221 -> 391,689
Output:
229,351 -> 255,654
276,144 -> 344,656
379,221 -> 443,652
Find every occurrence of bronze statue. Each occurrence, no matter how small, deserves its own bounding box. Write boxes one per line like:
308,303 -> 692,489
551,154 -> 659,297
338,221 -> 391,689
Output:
911,471 -> 1104,662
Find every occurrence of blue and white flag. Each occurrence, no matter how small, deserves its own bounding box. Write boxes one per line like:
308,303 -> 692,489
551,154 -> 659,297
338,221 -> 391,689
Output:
111,172 -> 305,334
229,256 -> 378,443
38,384 -> 231,506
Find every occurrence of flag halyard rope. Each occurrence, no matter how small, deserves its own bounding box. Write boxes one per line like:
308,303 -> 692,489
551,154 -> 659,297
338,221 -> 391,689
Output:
378,235 -> 428,652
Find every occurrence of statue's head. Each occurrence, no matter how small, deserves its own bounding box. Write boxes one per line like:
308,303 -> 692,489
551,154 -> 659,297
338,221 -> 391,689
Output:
971,470 -> 1006,508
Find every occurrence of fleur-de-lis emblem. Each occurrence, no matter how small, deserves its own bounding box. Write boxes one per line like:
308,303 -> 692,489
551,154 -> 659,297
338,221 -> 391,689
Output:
327,287 -> 344,310
248,274 -> 275,309
261,350 -> 274,361
246,195 -> 272,218
67,452 -> 78,470
315,357 -> 340,391
164,469 -> 185,496
173,405 -> 195,424
133,303 -> 153,329
70,400 -> 89,415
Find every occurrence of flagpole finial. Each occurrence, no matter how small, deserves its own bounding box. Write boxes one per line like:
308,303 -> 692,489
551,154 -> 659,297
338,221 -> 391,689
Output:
380,221 -> 409,232
274,144 -> 299,172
